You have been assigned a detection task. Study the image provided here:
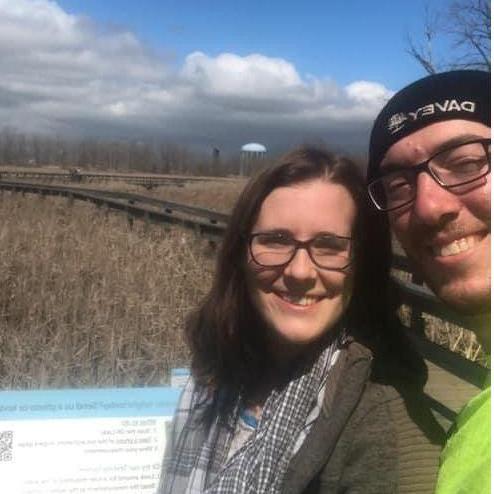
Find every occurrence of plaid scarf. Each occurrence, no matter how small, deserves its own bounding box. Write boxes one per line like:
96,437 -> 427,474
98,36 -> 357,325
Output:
159,336 -> 341,494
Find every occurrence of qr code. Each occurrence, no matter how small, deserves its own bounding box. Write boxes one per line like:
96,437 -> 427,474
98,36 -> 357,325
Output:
0,431 -> 13,462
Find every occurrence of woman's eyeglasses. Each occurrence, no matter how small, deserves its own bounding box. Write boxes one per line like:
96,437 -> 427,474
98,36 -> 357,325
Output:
249,231 -> 352,270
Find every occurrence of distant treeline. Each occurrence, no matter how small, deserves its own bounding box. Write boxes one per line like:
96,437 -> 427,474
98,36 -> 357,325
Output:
0,128 -> 271,177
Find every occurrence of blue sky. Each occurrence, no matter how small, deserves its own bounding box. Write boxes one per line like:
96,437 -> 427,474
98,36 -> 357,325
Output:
57,0 -> 450,89
1,0 -> 457,154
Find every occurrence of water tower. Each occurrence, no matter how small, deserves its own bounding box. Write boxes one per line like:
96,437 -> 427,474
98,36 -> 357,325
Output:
240,142 -> 267,175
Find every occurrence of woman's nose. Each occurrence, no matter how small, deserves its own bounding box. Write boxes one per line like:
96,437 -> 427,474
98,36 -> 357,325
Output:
283,248 -> 317,284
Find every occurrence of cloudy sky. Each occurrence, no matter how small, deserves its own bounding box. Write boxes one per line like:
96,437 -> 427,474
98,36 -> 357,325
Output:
1,0 -> 452,155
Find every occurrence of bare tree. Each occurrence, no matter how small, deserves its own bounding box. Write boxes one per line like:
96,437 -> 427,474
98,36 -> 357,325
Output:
408,0 -> 490,74
407,6 -> 440,74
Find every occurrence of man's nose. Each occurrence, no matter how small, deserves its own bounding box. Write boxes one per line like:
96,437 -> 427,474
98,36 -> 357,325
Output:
412,172 -> 461,227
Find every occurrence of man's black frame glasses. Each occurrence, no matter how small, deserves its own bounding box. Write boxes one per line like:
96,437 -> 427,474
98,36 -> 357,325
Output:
368,138 -> 491,212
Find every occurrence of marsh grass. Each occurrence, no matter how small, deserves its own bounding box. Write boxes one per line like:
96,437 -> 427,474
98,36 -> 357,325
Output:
0,192 -> 215,389
393,269 -> 485,364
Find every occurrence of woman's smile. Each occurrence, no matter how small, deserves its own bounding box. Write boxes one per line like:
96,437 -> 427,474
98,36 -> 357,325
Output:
273,291 -> 324,307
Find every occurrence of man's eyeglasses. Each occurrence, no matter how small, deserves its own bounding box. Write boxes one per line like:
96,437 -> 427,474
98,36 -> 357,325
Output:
367,138 -> 491,212
248,232 -> 352,270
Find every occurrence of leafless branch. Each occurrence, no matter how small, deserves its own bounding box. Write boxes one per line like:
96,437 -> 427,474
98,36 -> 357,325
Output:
407,0 -> 490,73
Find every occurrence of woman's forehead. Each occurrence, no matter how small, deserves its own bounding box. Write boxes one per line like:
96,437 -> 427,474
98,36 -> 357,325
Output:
253,179 -> 356,235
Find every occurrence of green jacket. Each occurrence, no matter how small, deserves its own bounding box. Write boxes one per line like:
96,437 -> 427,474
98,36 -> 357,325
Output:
283,336 -> 446,493
435,387 -> 490,494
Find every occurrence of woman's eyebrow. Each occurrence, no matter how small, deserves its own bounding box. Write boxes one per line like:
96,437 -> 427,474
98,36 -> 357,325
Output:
252,228 -> 291,235
314,231 -> 342,236
315,231 -> 353,239
251,230 -> 351,240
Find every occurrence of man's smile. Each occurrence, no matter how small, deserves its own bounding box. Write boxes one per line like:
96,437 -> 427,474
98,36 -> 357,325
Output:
429,233 -> 488,258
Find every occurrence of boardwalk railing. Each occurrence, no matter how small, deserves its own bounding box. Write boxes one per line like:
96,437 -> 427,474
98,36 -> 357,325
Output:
0,169 -> 238,188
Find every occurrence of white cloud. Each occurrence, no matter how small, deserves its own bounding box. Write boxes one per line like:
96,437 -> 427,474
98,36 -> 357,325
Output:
345,81 -> 394,106
0,0 -> 394,152
182,52 -> 303,96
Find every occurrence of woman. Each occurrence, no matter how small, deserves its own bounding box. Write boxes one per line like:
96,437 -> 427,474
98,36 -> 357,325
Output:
159,147 -> 444,493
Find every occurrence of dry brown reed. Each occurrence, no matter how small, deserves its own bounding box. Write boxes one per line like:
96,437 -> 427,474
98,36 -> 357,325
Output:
0,191 -> 215,389
393,268 -> 485,364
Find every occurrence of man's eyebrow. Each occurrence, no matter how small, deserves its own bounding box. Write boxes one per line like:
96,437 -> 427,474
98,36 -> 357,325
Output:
379,161 -> 407,173
380,133 -> 490,173
432,133 -> 489,155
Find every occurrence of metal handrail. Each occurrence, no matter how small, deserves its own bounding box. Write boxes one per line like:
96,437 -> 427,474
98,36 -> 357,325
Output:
0,169 -> 237,185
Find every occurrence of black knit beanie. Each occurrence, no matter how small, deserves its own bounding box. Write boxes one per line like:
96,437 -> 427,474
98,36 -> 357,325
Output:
367,70 -> 491,182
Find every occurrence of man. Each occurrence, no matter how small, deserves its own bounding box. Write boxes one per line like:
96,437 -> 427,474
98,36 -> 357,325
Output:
367,70 -> 490,493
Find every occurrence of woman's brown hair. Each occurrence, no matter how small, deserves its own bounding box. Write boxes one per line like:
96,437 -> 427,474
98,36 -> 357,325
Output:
185,146 -> 392,398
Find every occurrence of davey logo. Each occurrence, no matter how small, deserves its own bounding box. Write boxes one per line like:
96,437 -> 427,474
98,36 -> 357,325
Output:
387,99 -> 476,134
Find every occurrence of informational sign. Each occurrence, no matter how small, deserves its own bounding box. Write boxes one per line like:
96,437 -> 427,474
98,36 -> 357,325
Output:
0,386 -> 182,494
170,368 -> 190,388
